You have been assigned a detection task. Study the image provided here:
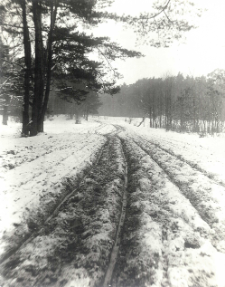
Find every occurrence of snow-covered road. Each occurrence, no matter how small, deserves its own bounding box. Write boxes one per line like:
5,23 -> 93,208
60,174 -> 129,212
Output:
0,116 -> 225,287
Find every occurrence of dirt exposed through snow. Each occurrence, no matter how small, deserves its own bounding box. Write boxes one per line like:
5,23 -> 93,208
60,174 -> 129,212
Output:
112,133 -> 225,287
0,133 -> 106,263
103,143 -> 128,287
131,134 -> 225,252
0,136 -> 127,287
1,119 -> 225,287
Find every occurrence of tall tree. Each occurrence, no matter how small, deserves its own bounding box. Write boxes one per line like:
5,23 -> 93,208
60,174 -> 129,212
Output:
1,0 -> 204,136
21,0 -> 32,135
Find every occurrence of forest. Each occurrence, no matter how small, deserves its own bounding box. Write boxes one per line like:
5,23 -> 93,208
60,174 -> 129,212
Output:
0,0 -> 204,136
99,71 -> 225,134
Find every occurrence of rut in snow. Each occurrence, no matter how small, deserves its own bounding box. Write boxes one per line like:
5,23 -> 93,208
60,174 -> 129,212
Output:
134,134 -> 225,187
0,141 -> 106,266
114,135 -> 224,287
102,140 -> 128,287
0,136 -> 127,287
132,137 -> 225,251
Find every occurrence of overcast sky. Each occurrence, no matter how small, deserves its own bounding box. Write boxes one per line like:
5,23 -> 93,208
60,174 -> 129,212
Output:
95,0 -> 225,84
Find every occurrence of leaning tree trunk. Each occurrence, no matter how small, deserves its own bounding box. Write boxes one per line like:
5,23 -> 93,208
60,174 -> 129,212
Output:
21,0 -> 32,136
31,0 -> 45,136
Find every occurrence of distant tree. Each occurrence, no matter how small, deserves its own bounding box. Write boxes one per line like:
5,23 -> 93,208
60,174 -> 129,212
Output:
0,38 -> 10,125
0,0 -> 204,135
163,76 -> 173,130
82,92 -> 102,121
100,70 -> 225,134
0,37 -> 23,125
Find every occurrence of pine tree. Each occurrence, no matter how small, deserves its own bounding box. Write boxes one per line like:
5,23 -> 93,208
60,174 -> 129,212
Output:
0,0 -> 204,136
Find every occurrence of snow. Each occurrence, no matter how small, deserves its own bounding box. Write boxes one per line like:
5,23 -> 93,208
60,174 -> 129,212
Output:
97,116 -> 225,185
1,115 -> 225,286
0,116 -> 107,260
0,132 -> 126,286
117,134 -> 225,287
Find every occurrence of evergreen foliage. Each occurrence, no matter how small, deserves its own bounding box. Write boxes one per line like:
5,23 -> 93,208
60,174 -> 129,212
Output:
0,0 -> 203,135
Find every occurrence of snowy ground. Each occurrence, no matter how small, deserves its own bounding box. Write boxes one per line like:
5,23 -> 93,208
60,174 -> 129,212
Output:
0,116 -> 106,260
98,116 -> 225,186
0,115 -> 225,287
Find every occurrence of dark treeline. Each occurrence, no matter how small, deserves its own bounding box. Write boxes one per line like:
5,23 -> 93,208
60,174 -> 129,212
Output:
0,0 -> 204,136
99,70 -> 225,134
48,88 -> 102,123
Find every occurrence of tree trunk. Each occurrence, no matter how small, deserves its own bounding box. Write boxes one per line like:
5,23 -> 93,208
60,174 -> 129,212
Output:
38,0 -> 58,132
165,80 -> 172,131
149,107 -> 152,128
165,95 -> 171,130
31,0 -> 45,136
37,119 -> 44,132
152,91 -> 156,128
75,113 -> 80,124
192,95 -> 197,132
21,0 -> 32,136
137,117 -> 145,127
2,97 -> 9,125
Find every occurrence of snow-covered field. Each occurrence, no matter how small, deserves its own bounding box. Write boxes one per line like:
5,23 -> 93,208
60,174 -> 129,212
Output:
98,116 -> 225,185
0,115 -> 225,286
0,116 -> 106,260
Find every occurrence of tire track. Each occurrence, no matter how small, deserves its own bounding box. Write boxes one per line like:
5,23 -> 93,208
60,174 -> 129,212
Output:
5,137 -> 98,188
0,141 -> 106,266
102,139 -> 128,287
1,135 -> 93,172
131,135 -> 225,252
135,134 -> 225,187
0,136 -> 106,261
1,125 -> 224,286
114,136 -> 221,287
93,122 -> 108,134
0,136 -> 127,287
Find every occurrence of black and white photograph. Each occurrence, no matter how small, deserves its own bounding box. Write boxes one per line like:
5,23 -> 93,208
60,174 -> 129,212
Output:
0,0 -> 225,286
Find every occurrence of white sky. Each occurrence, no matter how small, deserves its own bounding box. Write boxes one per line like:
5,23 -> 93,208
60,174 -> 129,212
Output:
95,0 -> 225,84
